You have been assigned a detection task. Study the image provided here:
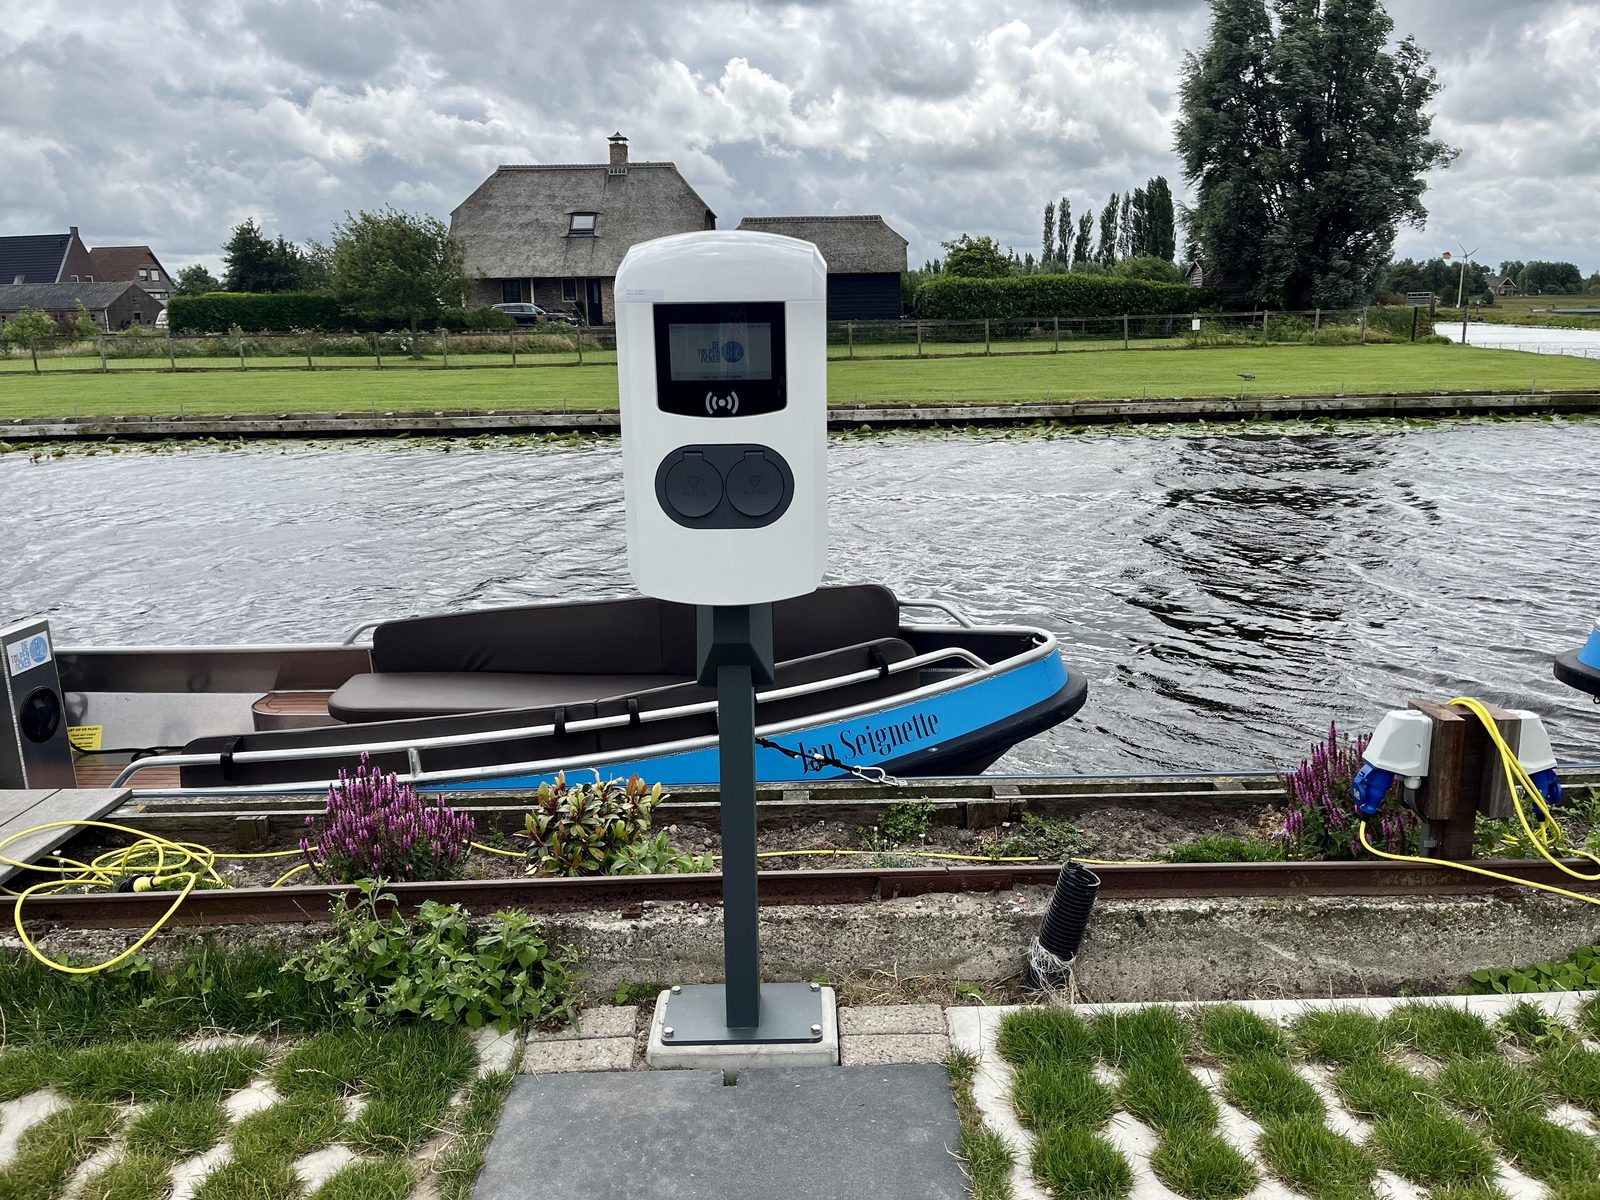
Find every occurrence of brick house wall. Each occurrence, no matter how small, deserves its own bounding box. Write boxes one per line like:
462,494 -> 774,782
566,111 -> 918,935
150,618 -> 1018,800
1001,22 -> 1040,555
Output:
59,232 -> 96,283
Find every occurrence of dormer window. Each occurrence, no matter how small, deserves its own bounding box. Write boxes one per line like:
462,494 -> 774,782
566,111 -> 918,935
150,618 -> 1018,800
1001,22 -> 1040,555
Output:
568,212 -> 597,236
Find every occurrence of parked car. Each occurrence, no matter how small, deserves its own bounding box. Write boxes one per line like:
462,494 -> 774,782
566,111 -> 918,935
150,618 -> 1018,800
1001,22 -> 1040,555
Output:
489,302 -> 579,327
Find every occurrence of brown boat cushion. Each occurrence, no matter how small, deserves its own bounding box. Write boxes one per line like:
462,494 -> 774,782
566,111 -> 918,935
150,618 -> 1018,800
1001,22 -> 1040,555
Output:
328,672 -> 682,724
368,584 -> 898,678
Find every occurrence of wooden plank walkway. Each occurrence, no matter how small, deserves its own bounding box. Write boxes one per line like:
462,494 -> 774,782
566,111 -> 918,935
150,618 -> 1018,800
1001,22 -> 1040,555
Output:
0,788 -> 132,887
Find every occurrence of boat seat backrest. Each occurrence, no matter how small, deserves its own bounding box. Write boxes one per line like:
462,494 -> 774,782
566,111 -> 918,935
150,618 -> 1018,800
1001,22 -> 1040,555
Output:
369,584 -> 899,677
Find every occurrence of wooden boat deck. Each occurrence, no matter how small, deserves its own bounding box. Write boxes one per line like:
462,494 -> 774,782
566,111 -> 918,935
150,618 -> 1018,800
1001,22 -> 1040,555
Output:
74,763 -> 182,789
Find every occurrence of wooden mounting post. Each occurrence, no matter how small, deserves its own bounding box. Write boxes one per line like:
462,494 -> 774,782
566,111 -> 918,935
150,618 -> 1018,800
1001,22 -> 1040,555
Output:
1407,698 -> 1519,860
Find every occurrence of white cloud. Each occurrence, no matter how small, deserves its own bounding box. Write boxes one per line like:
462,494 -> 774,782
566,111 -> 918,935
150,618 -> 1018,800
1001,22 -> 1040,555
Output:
0,0 -> 1592,275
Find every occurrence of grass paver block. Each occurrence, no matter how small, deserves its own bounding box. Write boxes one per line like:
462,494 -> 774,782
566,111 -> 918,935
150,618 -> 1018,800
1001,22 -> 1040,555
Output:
1149,1126 -> 1258,1200
231,1093 -> 346,1161
190,1153 -> 301,1200
80,1150 -> 175,1200
1221,1053 -> 1323,1123
997,1008 -> 1096,1070
124,1097 -> 230,1163
1367,1109 -> 1497,1188
1030,1126 -> 1134,1200
1436,1056 -> 1550,1120
1290,1009 -> 1392,1065
1089,1007 -> 1192,1066
1385,1004 -> 1498,1060
1012,1061 -> 1116,1132
1199,1006 -> 1291,1062
57,1039 -> 265,1103
307,1157 -> 417,1200
1118,1054 -> 1218,1132
1256,1114 -> 1377,1200
1538,1044 -> 1600,1110
0,1100 -> 120,1200
1490,1109 -> 1600,1185
0,1045 -> 63,1101
1332,1059 -> 1437,1119
1497,1001 -> 1575,1052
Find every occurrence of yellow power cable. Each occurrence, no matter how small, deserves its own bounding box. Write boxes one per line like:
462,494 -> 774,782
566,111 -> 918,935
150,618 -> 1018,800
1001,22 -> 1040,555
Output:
1356,821 -> 1600,908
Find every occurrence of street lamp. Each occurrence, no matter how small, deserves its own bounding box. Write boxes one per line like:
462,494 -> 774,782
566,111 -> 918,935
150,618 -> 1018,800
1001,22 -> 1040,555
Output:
1443,243 -> 1478,344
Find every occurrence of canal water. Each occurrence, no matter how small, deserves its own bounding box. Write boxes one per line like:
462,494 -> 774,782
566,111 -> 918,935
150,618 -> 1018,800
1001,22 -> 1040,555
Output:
3,419 -> 1597,775
1437,321 -> 1600,359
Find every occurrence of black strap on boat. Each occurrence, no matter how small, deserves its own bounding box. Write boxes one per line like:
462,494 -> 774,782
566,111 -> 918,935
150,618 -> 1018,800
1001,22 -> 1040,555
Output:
554,707 -> 567,737
627,698 -> 641,727
869,645 -> 890,679
753,735 -> 899,786
219,736 -> 242,782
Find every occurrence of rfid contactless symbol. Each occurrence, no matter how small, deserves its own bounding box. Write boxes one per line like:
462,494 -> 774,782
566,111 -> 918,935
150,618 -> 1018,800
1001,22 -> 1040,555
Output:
705,391 -> 740,415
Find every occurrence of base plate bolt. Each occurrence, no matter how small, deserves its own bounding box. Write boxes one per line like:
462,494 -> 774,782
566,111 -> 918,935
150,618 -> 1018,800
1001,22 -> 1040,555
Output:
663,1027 -> 674,1038
810,1023 -> 822,1035
671,985 -> 682,994
809,982 -> 821,992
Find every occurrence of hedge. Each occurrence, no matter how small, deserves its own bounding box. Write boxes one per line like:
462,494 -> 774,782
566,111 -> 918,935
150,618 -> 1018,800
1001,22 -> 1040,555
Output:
167,292 -> 351,334
913,274 -> 1207,321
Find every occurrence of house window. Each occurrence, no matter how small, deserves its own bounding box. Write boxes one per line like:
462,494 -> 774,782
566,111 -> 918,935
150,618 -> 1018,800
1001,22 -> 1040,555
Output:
562,279 -> 577,302
567,213 -> 597,236
132,312 -> 143,325
148,268 -> 161,282
138,268 -> 148,280
501,279 -> 530,304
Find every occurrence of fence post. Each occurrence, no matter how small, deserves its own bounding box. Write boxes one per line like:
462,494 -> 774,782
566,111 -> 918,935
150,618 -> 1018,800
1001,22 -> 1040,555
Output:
238,332 -> 246,371
1410,307 -> 1419,343
1122,313 -> 1130,350
510,329 -> 518,367
1313,308 -> 1321,342
984,319 -> 991,356
99,334 -> 108,373
847,322 -> 854,359
916,321 -> 923,357
29,339 -> 39,375
576,328 -> 584,365
306,339 -> 314,371
1261,309 -> 1270,341
1053,315 -> 1060,352
1360,311 -> 1368,344
441,329 -> 449,369
166,333 -> 175,372
373,332 -> 383,369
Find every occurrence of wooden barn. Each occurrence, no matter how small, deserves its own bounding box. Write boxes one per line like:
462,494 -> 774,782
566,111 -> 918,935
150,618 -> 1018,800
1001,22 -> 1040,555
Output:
735,215 -> 908,320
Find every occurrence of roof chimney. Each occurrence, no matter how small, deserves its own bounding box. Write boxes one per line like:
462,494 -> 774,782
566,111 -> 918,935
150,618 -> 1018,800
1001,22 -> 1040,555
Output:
69,226 -> 79,237
608,132 -> 628,170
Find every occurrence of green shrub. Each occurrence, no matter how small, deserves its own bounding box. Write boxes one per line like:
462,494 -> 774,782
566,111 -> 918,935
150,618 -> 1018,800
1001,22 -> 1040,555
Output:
1416,333 -> 1454,345
287,881 -> 578,1030
524,773 -> 708,876
168,292 -> 350,333
1460,946 -> 1600,995
1164,835 -> 1283,863
913,273 -> 1205,321
879,799 -> 936,844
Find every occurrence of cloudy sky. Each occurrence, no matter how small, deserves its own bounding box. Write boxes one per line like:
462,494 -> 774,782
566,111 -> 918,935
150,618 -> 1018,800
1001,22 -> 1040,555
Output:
2,0 -> 1596,275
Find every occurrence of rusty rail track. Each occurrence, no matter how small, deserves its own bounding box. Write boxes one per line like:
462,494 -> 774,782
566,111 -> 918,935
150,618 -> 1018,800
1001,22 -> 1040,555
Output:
18,858 -> 1600,931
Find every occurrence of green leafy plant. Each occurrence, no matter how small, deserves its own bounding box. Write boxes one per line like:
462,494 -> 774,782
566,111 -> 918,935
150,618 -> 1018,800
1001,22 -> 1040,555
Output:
991,811 -> 1093,861
1164,834 -> 1283,863
1459,946 -> 1600,995
287,881 -> 578,1031
524,772 -> 689,876
879,799 -> 936,844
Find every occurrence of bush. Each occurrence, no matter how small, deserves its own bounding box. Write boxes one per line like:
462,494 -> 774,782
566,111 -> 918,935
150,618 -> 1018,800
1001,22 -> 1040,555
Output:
523,773 -> 710,876
1366,305 -> 1434,339
913,274 -> 1206,321
288,881 -> 578,1030
1416,333 -> 1453,345
167,292 -> 350,334
1278,721 -> 1417,860
302,754 -> 474,883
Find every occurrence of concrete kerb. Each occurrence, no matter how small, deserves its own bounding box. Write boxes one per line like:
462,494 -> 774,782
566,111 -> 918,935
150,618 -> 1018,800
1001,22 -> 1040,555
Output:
521,1004 -> 639,1074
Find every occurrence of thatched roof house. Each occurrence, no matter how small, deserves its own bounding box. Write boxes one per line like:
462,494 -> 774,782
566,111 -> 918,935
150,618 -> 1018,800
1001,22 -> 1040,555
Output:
450,134 -> 715,324
735,215 -> 908,319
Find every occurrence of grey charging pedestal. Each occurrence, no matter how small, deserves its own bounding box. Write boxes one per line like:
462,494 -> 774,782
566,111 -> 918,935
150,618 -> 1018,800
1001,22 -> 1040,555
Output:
646,604 -> 835,1066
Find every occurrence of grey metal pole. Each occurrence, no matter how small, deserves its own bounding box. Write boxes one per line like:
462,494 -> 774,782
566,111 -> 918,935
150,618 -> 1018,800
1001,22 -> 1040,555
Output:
716,652 -> 760,1030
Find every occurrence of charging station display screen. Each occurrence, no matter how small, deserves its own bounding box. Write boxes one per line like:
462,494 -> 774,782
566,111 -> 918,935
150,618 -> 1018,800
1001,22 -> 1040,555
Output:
653,301 -> 786,417
667,323 -> 773,382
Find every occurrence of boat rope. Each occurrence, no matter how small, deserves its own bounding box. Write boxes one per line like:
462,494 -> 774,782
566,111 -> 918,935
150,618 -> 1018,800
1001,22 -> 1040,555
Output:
753,735 -> 903,786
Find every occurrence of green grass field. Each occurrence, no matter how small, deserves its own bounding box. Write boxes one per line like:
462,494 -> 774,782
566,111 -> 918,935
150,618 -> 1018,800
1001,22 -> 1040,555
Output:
1,342 -> 1598,420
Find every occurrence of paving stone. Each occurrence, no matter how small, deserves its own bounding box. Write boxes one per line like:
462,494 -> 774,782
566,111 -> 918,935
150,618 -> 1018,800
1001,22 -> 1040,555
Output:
840,1033 -> 950,1065
471,1025 -> 520,1074
519,1037 -> 634,1074
170,1145 -> 232,1200
839,1004 -> 946,1036
293,1144 -> 360,1188
532,1005 -> 639,1042
224,1080 -> 281,1120
477,1065 -> 968,1200
0,1089 -> 66,1168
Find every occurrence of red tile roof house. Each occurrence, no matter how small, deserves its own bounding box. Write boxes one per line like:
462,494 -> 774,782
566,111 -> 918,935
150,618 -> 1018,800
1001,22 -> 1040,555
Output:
88,246 -> 174,304
450,134 -> 716,326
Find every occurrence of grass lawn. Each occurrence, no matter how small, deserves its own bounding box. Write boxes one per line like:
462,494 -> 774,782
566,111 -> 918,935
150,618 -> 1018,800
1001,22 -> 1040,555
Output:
1,342 -> 1599,421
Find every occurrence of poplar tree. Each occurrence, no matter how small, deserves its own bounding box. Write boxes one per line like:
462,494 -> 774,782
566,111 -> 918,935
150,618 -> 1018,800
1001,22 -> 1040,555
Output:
1144,176 -> 1177,262
1057,198 -> 1072,267
1073,212 -> 1094,267
1096,194 -> 1120,266
1177,0 -> 1452,307
1118,193 -> 1134,259
1042,201 -> 1056,266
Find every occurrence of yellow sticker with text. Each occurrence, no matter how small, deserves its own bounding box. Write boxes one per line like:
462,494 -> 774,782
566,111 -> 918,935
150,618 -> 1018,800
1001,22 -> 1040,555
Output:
68,725 -> 103,752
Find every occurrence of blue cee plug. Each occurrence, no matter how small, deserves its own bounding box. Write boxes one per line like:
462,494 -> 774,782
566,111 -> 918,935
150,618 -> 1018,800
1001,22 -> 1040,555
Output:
1351,763 -> 1396,817
1531,768 -> 1562,808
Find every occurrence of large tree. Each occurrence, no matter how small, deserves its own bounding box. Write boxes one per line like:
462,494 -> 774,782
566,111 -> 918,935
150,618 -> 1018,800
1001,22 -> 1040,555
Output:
1056,197 -> 1071,268
328,207 -> 466,332
1144,176 -> 1178,262
1042,201 -> 1056,267
1096,194 -> 1120,266
1072,212 -> 1095,267
939,234 -> 1013,278
221,219 -> 311,292
173,264 -> 220,296
1517,260 -> 1583,294
1177,0 -> 1451,309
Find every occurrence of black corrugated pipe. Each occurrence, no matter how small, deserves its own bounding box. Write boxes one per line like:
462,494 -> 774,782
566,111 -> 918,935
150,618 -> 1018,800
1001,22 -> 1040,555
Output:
1025,861 -> 1100,991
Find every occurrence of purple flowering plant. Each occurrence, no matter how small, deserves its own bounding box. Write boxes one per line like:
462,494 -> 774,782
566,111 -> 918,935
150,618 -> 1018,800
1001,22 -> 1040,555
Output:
1279,721 -> 1418,860
302,753 -> 475,883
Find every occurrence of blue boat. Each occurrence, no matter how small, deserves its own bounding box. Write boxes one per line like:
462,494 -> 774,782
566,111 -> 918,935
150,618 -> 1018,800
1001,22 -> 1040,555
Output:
58,585 -> 1087,796
1555,615 -> 1600,700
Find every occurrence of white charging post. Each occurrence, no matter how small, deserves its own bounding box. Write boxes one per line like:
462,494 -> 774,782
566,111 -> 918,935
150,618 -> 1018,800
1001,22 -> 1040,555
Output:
616,231 -> 830,1048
